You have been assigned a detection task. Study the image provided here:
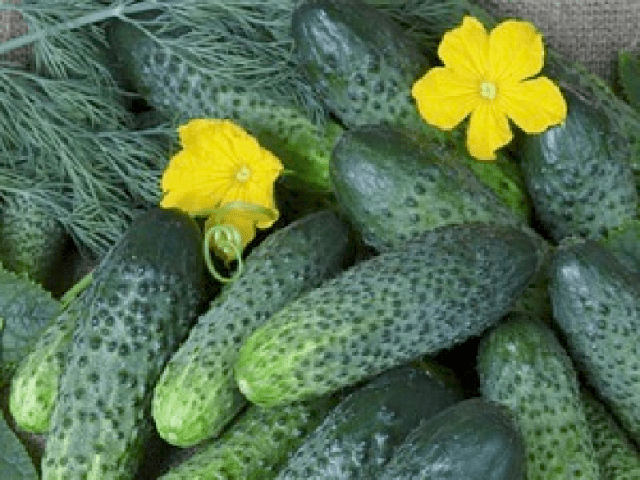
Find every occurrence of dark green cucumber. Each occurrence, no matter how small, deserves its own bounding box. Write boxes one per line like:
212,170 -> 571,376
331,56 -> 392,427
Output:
159,395 -> 338,480
477,314 -> 600,479
292,0 -> 432,134
330,124 -> 527,251
235,222 -> 542,407
0,264 -> 61,386
41,208 -> 207,480
379,397 -> 526,480
581,387 -> 640,480
152,210 -> 351,447
550,239 -> 640,445
599,219 -> 640,277
275,364 -> 464,479
520,89 -> 638,242
108,19 -> 340,192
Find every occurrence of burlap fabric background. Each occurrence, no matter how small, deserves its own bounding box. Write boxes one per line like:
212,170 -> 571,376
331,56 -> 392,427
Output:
0,0 -> 29,66
475,0 -> 640,83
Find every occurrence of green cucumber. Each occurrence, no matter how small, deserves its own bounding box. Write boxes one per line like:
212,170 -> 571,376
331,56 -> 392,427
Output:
520,89 -> 638,242
275,364 -> 464,479
159,395 -> 338,480
235,222 -> 542,407
550,239 -> 640,445
330,124 -> 526,252
379,398 -> 526,480
40,207 -> 207,480
477,314 -> 600,479
599,219 -> 640,276
0,264 -> 61,386
152,210 -> 351,447
108,19 -> 340,192
292,0 -> 433,136
581,387 -> 640,480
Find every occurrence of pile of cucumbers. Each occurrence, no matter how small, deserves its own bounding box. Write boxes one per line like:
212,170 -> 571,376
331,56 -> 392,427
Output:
1,0 -> 639,479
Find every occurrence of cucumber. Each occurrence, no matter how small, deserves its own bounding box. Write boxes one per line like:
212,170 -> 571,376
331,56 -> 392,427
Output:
581,387 -> 640,480
291,0 -> 433,135
235,222 -> 542,407
378,397 -> 526,480
40,207 -> 207,480
599,219 -> 640,276
477,314 -> 600,479
9,297 -> 82,433
330,124 -> 526,252
275,364 -> 464,479
152,210 -> 351,447
159,395 -> 338,480
520,89 -> 638,242
107,19 -> 340,192
549,238 -> 640,445
0,264 -> 61,386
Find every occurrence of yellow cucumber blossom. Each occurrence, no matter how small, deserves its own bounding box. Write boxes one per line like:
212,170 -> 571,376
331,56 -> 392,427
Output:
412,16 -> 567,161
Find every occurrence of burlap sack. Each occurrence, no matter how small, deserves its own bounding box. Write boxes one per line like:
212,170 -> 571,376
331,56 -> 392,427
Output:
474,0 -> 640,83
0,0 -> 30,66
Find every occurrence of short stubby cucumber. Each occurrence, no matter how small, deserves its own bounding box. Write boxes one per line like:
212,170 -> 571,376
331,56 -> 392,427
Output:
581,387 -> 640,480
0,264 -> 61,386
378,398 -> 526,480
41,208 -> 207,480
152,210 -> 351,447
275,364 -> 464,479
10,298 -> 82,433
235,222 -> 542,407
292,0 -> 436,138
477,314 -> 600,479
520,89 -> 638,242
159,396 -> 338,480
550,239 -> 640,445
108,19 -> 340,192
330,124 -> 527,252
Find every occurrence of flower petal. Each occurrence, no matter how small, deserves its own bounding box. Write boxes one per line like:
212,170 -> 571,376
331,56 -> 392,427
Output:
489,19 -> 544,82
466,104 -> 513,161
412,67 -> 480,129
438,16 -> 489,79
499,77 -> 568,133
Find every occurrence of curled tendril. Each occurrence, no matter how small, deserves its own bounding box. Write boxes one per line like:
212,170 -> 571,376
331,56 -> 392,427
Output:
201,201 -> 278,283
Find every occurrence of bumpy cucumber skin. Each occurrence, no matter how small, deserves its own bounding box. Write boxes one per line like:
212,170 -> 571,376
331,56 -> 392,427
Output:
41,208 -> 207,480
330,124 -> 525,252
152,210 -> 351,447
550,239 -> 640,446
520,90 -> 638,242
477,314 -> 600,480
275,364 -> 463,479
0,265 -> 61,385
292,0 -> 433,136
235,223 -> 542,407
159,396 -> 337,480
9,301 -> 80,433
379,398 -> 526,480
108,20 -> 339,192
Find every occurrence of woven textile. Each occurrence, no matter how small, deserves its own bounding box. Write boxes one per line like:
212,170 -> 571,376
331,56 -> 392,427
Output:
474,0 -> 640,82
0,0 -> 30,65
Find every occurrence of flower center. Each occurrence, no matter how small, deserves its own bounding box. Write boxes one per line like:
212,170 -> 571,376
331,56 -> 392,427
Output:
235,165 -> 252,182
479,81 -> 497,100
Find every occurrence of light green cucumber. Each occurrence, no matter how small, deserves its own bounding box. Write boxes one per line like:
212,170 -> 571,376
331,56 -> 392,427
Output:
235,222 -> 542,407
152,210 -> 351,447
330,124 -> 527,252
550,239 -> 640,445
107,19 -> 340,192
581,387 -> 640,480
0,264 -> 61,386
159,395 -> 338,480
477,314 -> 600,479
41,208 -> 207,480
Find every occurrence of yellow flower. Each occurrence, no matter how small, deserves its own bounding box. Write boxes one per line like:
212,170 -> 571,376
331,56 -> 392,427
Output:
160,118 -> 283,228
412,16 -> 567,161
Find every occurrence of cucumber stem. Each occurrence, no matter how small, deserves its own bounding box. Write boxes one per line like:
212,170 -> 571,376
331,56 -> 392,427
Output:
59,270 -> 93,310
